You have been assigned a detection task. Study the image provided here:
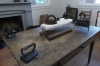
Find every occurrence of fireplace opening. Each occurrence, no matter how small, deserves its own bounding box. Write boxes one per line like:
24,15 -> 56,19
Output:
0,16 -> 24,35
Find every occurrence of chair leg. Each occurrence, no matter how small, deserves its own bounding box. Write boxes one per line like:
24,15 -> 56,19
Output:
74,25 -> 75,28
88,27 -> 89,31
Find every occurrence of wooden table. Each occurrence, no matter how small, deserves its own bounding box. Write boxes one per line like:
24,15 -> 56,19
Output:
3,26 -> 100,66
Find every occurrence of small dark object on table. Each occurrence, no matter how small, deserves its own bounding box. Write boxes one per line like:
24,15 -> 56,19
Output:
24,0 -> 27,2
74,11 -> 90,31
45,15 -> 57,25
4,26 -> 17,39
14,0 -> 21,2
20,43 -> 38,63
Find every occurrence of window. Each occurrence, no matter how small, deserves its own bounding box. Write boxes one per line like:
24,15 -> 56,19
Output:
85,0 -> 100,4
30,0 -> 51,9
31,0 -> 47,5
79,0 -> 100,6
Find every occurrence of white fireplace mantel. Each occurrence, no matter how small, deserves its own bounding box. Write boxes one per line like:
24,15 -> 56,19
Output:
0,2 -> 33,30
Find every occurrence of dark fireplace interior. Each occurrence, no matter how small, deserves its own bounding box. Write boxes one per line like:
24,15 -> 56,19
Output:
0,15 -> 24,49
0,16 -> 24,35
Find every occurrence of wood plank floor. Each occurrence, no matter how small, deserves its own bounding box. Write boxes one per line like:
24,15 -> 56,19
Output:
0,47 -> 19,66
64,33 -> 100,66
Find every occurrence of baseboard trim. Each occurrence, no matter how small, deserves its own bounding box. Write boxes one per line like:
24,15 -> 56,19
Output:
26,25 -> 40,30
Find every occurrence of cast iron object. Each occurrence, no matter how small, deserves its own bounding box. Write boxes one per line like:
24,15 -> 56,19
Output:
76,19 -> 90,27
79,12 -> 86,20
45,15 -> 57,25
24,0 -> 27,2
75,19 -> 90,31
20,43 -> 38,63
4,26 -> 17,39
63,12 -> 72,19
14,0 -> 21,2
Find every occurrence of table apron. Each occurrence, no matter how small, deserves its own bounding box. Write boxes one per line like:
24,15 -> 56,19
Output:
52,35 -> 95,66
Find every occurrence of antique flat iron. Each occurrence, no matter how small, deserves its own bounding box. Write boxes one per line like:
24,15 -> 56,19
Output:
45,15 -> 57,25
4,26 -> 17,39
20,43 -> 38,63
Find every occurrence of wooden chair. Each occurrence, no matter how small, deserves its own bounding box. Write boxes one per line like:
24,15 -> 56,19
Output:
81,10 -> 92,21
75,10 -> 92,31
95,11 -> 100,26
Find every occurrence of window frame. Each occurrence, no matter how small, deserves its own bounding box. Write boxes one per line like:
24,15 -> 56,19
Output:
36,0 -> 46,5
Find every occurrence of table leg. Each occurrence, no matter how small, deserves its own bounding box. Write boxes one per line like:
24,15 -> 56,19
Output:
87,40 -> 94,65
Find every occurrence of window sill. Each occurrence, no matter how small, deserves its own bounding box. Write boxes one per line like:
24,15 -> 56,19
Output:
78,4 -> 100,9
31,5 -> 51,10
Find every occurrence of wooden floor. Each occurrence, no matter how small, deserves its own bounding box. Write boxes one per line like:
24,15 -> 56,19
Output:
64,32 -> 100,66
0,33 -> 100,66
0,47 -> 19,66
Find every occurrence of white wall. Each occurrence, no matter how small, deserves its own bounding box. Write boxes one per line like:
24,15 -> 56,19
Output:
58,0 -> 78,17
58,0 -> 100,26
32,0 -> 59,25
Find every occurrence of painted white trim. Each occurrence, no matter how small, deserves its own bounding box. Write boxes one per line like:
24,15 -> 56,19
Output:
31,5 -> 51,10
78,4 -> 100,9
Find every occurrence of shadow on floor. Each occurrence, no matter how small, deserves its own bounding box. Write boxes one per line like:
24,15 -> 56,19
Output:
0,40 -> 6,49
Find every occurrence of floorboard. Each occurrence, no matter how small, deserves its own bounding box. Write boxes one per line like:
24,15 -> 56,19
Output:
0,47 -> 19,66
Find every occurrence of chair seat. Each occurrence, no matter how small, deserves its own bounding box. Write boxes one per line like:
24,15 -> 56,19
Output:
74,10 -> 91,31
75,19 -> 90,27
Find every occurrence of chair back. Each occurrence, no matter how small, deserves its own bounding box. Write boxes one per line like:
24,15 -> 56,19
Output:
81,10 -> 92,21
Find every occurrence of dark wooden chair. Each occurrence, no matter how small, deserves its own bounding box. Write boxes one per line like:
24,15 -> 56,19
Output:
64,7 -> 78,22
75,10 -> 92,31
81,10 -> 92,21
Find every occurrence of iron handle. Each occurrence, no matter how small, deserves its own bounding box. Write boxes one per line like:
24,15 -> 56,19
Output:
21,43 -> 36,56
